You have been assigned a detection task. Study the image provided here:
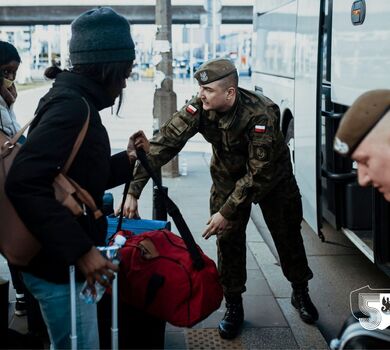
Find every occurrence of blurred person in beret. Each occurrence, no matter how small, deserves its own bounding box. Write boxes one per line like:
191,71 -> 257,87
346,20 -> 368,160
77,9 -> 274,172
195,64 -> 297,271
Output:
334,89 -> 390,201
124,57 -> 318,339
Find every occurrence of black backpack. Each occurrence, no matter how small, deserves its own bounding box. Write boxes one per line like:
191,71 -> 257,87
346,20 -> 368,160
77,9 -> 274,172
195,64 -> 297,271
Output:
330,312 -> 390,350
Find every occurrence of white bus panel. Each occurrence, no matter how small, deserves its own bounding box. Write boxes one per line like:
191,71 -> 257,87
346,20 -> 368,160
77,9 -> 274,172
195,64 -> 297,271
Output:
331,0 -> 390,106
293,0 -> 321,234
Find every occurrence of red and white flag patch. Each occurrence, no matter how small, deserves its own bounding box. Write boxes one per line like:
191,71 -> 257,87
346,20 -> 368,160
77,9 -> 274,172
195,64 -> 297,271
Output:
186,104 -> 198,115
255,125 -> 266,133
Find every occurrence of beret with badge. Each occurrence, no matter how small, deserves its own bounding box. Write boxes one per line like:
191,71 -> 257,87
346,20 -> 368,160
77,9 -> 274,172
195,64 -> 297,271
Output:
334,89 -> 390,156
194,58 -> 237,85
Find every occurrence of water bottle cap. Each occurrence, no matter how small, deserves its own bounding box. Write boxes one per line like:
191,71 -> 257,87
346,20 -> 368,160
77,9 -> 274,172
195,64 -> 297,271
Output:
114,235 -> 126,247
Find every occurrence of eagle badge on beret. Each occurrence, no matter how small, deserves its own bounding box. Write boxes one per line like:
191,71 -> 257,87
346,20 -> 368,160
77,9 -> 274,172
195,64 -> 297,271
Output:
199,71 -> 208,82
333,137 -> 349,155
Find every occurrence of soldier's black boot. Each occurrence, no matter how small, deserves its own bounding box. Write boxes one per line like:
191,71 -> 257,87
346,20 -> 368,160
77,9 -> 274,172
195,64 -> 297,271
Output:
291,286 -> 319,324
218,298 -> 244,339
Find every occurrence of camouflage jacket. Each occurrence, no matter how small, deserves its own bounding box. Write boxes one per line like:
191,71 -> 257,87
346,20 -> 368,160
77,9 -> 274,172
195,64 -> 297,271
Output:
129,87 -> 294,219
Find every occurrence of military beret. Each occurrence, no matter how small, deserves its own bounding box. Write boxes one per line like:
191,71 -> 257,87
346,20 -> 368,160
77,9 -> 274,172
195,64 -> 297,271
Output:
334,89 -> 390,156
194,58 -> 237,85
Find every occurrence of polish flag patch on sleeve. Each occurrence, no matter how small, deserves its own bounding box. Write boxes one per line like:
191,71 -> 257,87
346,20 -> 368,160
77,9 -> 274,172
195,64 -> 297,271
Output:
255,125 -> 266,133
186,104 -> 198,115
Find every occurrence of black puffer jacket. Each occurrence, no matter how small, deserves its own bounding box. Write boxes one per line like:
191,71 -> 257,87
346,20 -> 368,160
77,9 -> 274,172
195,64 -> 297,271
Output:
5,71 -> 133,283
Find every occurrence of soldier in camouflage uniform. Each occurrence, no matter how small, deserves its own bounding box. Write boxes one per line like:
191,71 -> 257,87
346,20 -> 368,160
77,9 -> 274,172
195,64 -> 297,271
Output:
125,58 -> 318,339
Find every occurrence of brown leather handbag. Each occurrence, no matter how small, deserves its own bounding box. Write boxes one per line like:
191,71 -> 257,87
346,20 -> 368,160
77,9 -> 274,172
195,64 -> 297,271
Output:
0,98 -> 102,266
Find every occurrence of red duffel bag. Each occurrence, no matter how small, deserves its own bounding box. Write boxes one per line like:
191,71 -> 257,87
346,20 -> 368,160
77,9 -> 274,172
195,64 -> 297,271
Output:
118,229 -> 223,327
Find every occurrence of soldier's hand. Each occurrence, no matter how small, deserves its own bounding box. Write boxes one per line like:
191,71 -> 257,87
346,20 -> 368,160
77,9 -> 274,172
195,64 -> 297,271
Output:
127,130 -> 150,162
202,212 -> 230,240
116,193 -> 140,219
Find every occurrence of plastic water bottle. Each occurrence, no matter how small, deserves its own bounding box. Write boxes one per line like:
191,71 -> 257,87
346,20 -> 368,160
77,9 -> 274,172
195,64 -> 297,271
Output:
79,280 -> 106,304
79,236 -> 126,304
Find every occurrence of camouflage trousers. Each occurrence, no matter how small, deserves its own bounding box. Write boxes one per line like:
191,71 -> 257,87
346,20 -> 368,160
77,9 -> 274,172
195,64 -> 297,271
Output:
211,177 -> 313,299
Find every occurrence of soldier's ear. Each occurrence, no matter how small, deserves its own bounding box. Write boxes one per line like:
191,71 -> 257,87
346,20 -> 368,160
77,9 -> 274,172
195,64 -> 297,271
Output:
226,87 -> 235,100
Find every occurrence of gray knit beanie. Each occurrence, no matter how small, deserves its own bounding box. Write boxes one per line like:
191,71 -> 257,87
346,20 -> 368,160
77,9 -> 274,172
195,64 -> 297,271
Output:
69,7 -> 135,65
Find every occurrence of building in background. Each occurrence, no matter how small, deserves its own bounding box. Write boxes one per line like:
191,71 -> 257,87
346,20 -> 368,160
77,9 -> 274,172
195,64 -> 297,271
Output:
0,22 -> 253,82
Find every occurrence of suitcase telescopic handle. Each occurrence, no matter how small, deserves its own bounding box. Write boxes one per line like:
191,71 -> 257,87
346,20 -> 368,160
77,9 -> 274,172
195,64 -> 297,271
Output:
136,148 -> 205,270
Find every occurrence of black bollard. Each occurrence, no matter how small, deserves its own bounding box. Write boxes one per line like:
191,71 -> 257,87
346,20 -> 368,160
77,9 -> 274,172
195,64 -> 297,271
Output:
153,185 -> 168,221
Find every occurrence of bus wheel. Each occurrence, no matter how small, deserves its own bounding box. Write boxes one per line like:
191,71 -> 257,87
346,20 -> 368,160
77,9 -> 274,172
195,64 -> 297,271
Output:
285,119 -> 295,172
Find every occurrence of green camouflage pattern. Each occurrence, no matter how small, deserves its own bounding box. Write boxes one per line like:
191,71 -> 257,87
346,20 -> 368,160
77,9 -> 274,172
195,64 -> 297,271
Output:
129,87 -> 313,296
129,87 -> 290,211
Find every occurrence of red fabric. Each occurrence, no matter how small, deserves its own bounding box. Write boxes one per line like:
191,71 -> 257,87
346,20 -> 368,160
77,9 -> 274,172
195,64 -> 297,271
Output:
118,229 -> 223,327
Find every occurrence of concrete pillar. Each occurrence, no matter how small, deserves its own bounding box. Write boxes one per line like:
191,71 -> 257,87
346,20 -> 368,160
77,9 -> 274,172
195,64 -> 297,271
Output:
154,0 -> 179,178
203,0 -> 221,60
60,25 -> 68,69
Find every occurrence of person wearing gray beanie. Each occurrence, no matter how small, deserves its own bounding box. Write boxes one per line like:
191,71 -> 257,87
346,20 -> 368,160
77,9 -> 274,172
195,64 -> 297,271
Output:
7,7 -> 150,350
69,7 -> 135,65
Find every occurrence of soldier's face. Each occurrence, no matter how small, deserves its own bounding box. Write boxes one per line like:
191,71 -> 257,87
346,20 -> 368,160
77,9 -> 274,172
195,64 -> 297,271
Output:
352,112 -> 390,201
198,81 -> 230,112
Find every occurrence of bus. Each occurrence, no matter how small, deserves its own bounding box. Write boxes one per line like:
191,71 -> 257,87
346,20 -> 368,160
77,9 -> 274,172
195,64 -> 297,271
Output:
251,0 -> 390,274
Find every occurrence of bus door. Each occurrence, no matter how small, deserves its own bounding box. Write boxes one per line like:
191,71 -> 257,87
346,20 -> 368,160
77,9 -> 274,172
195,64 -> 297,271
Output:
294,0 -> 323,236
326,0 -> 390,267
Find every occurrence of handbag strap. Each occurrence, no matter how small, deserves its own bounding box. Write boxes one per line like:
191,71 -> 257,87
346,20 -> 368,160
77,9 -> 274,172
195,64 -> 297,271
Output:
7,98 -> 90,172
8,119 -> 34,145
136,149 -> 205,270
62,97 -> 90,174
60,98 -> 103,218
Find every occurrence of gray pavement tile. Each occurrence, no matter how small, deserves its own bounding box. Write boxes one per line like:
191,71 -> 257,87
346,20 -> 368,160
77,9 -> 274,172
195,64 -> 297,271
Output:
247,240 -> 291,297
300,221 -> 357,257
243,295 -> 288,328
248,242 -> 278,266
196,305 -> 225,329
277,298 -> 329,350
257,263 -> 291,298
165,330 -> 187,350
250,207 -> 280,263
246,248 -> 260,270
307,254 -> 389,341
166,322 -> 185,332
247,218 -> 264,243
240,327 -> 298,349
245,269 -> 273,296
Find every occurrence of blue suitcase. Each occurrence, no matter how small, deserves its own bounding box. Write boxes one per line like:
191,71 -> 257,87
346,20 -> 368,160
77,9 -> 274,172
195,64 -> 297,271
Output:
106,215 -> 171,243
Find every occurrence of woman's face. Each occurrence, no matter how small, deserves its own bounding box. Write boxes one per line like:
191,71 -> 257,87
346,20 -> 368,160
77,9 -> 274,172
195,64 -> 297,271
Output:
0,60 -> 20,82
107,65 -> 133,102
